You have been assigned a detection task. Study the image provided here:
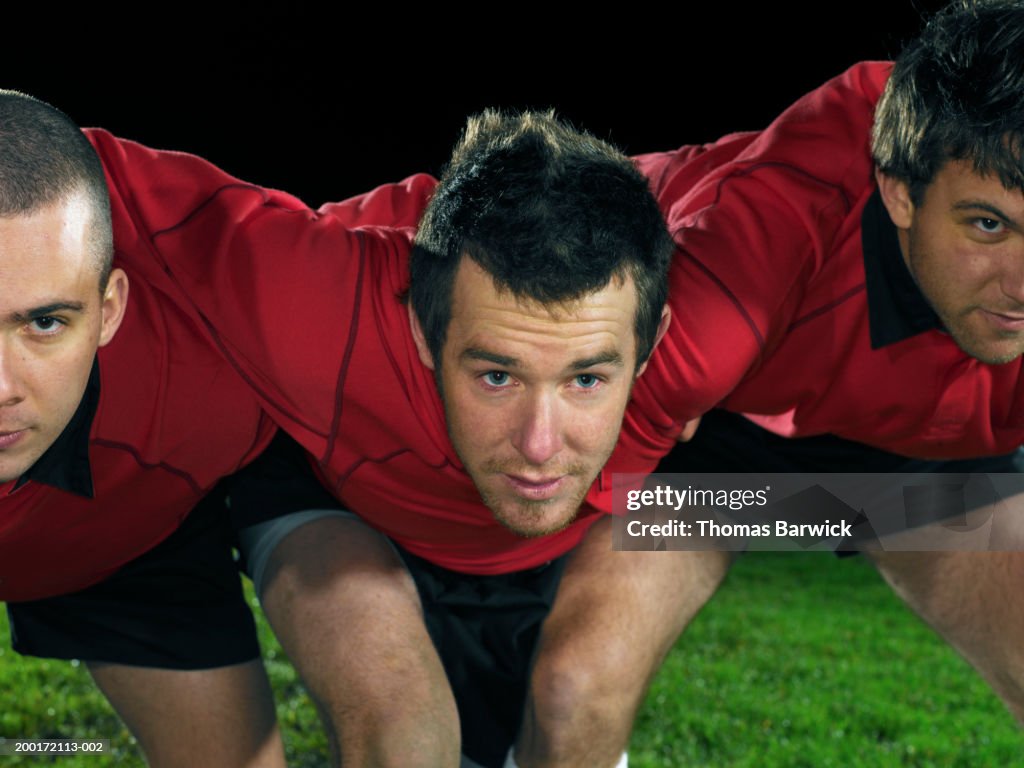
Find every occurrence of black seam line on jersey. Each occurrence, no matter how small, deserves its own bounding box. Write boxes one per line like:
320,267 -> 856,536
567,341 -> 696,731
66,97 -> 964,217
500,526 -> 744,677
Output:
91,438 -> 203,495
90,139 -> 319,441
332,448 -> 454,494
146,185 -> 327,440
674,246 -> 766,350
151,183 -> 306,242
324,232 -> 367,468
230,410 -> 276,475
787,284 -> 867,331
692,161 -> 853,229
671,160 -> 854,352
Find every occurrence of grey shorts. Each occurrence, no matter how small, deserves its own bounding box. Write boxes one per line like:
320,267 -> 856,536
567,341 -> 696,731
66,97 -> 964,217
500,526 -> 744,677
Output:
237,508 -> 364,596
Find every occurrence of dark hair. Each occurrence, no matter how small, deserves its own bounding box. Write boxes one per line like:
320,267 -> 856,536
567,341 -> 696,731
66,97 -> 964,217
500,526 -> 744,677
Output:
410,109 -> 673,370
0,90 -> 113,288
872,0 -> 1024,203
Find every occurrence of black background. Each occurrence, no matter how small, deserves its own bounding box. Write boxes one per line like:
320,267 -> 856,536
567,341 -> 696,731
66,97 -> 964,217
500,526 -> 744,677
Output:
11,3 -> 944,204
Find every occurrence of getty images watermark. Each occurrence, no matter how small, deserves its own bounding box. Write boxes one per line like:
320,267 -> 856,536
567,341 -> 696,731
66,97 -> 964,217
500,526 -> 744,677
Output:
611,473 -> 1024,552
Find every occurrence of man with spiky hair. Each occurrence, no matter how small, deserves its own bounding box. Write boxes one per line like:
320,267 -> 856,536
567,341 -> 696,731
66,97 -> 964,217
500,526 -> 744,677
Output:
16,3 -> 1024,764
98,2 -> 1024,761
70,106 -> 687,768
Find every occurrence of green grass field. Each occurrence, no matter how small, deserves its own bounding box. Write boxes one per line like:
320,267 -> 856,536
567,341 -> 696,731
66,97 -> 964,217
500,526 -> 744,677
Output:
1,553 -> 1020,767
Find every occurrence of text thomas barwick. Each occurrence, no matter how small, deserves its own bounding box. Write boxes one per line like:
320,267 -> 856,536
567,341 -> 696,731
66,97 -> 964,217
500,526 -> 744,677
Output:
625,519 -> 853,539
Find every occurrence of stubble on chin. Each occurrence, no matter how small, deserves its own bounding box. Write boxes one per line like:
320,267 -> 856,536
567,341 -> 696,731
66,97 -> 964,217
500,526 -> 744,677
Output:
486,495 -> 581,538
945,310 -> 1024,365
476,471 -> 593,539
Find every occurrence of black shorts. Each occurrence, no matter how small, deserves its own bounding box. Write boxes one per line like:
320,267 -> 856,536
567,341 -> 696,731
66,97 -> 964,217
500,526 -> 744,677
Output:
228,431 -> 568,768
658,409 -> 1022,475
397,546 -> 567,768
6,489 -> 260,670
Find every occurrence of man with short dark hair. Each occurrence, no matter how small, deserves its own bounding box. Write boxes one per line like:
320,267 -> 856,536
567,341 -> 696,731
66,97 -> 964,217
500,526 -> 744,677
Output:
106,107 -> 688,768
407,109 -> 672,540
96,2 -> 1024,755
39,103 -> 688,768
23,1 -> 1022,759
207,2 -> 1024,762
624,0 -> 1024,724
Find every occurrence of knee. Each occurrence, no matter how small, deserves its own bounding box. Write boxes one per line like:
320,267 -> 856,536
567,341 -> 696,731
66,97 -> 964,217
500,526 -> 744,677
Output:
527,633 -> 637,745
518,639 -> 638,766
870,550 -> 1024,670
869,551 -> 976,632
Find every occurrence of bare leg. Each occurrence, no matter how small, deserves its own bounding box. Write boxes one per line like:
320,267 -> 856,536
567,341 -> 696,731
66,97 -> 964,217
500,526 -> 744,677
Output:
89,659 -> 285,768
514,516 -> 732,767
869,547 -> 1024,722
260,516 -> 460,767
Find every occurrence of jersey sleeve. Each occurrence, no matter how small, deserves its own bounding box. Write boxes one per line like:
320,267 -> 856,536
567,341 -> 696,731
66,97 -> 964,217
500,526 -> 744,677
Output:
318,173 -> 437,229
87,129 -> 436,457
625,62 -> 891,459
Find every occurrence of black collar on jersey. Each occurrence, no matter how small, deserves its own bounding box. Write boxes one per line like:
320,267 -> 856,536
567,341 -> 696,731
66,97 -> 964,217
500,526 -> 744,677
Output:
861,186 -> 943,349
15,357 -> 98,498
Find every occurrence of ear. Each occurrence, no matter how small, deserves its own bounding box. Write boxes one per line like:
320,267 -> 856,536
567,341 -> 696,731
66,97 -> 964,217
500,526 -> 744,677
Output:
635,304 -> 671,378
408,302 -> 436,371
97,268 -> 129,347
875,168 -> 915,230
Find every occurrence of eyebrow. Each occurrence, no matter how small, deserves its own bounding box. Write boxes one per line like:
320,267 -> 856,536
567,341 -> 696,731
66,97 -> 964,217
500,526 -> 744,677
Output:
462,348 -> 519,367
569,351 -> 625,371
7,302 -> 86,324
952,200 -> 1021,229
462,347 -> 625,371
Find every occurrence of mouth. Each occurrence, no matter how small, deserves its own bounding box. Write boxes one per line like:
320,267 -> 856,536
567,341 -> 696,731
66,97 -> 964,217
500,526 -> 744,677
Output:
502,473 -> 567,501
980,309 -> 1024,332
0,430 -> 27,450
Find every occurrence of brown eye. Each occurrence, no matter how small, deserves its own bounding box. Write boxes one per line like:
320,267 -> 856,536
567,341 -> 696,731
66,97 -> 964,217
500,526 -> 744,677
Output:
974,217 -> 1005,234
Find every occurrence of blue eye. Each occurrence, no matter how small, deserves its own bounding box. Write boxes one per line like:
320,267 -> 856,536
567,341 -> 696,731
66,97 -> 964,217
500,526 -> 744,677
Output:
575,374 -> 600,388
483,371 -> 510,387
29,316 -> 65,334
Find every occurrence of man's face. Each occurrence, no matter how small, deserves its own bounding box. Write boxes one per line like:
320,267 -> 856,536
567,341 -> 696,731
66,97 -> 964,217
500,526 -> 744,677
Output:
882,160 -> 1024,364
412,258 -> 665,538
0,192 -> 126,483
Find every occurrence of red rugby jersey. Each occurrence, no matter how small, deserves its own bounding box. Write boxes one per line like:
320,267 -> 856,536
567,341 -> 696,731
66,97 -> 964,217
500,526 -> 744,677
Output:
622,61 -> 1024,475
91,131 -> 598,574
0,132 -> 440,601
101,63 -> 1024,576
0,136 -> 276,600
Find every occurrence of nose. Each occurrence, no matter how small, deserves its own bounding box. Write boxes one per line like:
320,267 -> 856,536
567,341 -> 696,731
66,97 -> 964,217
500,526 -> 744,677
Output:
0,339 -> 25,408
511,389 -> 564,466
